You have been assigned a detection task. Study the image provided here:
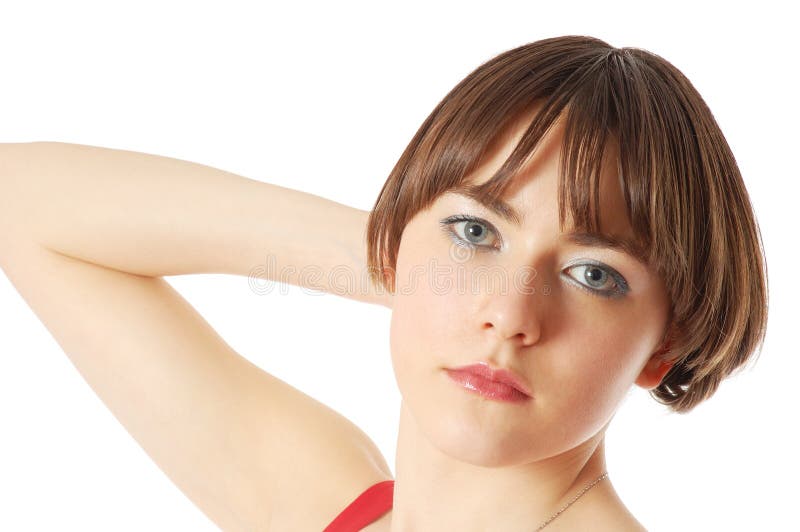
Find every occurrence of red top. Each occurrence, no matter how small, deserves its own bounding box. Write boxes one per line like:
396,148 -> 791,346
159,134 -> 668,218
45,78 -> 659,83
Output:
323,479 -> 395,531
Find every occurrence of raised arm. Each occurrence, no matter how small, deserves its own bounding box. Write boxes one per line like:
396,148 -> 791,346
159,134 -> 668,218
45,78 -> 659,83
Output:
0,141 -> 391,307
0,142 -> 395,530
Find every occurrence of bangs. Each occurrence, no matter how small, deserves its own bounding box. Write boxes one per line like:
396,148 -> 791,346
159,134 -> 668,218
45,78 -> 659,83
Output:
405,41 -> 700,278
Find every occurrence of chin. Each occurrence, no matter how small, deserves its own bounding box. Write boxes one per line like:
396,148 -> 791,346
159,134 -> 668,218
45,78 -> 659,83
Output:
416,406 -> 543,468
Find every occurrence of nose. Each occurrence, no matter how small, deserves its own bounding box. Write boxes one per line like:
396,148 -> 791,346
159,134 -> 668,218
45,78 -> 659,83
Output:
477,268 -> 543,347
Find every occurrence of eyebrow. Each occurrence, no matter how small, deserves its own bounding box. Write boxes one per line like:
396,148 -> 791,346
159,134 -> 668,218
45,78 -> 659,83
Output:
446,187 -> 648,265
564,232 -> 649,266
448,185 -> 524,226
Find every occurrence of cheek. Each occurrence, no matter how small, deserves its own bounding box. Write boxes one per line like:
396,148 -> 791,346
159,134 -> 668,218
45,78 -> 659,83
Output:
389,231 -> 478,398
390,255 -> 454,367
543,298 -> 661,416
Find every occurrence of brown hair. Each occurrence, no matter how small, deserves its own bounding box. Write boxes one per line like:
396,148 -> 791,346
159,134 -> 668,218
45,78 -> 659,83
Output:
366,35 -> 768,414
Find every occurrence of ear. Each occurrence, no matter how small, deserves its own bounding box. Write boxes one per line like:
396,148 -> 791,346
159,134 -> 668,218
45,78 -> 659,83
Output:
635,334 -> 676,390
635,355 -> 674,390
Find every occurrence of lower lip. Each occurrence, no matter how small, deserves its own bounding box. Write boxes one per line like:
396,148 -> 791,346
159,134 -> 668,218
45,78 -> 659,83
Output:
444,369 -> 531,403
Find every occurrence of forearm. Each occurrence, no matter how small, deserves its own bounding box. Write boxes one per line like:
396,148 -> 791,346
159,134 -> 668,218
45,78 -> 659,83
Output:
0,141 -> 389,305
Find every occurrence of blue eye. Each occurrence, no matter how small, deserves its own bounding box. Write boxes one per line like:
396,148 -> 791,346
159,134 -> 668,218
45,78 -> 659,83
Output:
439,215 -> 501,251
562,261 -> 629,299
439,215 -> 630,299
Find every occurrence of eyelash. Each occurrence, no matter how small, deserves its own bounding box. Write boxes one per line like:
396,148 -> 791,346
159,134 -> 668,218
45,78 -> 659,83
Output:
439,214 -> 630,299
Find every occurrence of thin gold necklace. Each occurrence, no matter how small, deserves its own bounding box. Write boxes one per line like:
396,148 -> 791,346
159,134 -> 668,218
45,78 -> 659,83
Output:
533,471 -> 609,531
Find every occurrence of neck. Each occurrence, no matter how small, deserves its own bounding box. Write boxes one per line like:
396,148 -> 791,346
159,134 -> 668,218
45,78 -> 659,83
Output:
389,401 -> 616,531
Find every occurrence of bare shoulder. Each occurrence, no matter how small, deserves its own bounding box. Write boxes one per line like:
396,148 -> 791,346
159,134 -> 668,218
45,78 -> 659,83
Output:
599,512 -> 649,532
239,374 -> 394,530
591,492 -> 649,532
271,443 -> 394,530
548,508 -> 647,532
546,481 -> 648,532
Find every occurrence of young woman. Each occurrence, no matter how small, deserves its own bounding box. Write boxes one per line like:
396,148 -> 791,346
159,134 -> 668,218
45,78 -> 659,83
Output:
0,35 -> 767,531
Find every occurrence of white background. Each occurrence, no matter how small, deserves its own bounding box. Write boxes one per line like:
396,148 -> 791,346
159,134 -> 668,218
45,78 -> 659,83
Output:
1,1 -> 797,530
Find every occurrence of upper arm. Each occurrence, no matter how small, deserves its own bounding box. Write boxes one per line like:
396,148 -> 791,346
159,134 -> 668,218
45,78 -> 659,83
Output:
0,238 -> 392,530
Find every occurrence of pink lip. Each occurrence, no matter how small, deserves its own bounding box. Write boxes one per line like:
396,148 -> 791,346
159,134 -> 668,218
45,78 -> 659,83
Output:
444,362 -> 532,403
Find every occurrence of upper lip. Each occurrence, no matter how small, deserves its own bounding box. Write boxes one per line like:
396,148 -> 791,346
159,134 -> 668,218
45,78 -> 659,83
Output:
447,362 -> 533,397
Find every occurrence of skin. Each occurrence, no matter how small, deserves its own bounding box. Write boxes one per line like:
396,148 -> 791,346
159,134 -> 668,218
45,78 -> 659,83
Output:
381,106 -> 674,531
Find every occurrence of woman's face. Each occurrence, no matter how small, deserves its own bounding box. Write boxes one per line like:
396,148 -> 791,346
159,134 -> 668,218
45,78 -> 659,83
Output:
388,112 -> 672,467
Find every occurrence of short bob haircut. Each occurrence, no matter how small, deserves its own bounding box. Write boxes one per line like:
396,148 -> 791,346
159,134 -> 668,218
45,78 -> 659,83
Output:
366,35 -> 768,414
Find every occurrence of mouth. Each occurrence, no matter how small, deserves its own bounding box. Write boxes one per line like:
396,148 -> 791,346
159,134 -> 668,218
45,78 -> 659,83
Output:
444,362 -> 532,403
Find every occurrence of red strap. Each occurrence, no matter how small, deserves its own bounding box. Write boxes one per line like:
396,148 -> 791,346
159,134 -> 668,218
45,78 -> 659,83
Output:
323,479 -> 394,532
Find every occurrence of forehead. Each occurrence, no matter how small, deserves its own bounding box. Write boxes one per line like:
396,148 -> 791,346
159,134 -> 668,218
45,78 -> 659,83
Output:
428,104 -> 653,267
458,108 -> 632,239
